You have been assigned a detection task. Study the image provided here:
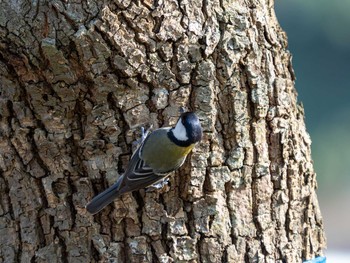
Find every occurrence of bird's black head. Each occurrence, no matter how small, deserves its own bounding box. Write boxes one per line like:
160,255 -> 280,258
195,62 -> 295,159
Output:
180,112 -> 203,143
169,111 -> 203,147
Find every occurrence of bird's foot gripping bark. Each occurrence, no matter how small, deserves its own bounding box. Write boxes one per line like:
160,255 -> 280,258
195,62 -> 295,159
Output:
146,178 -> 169,191
133,125 -> 153,147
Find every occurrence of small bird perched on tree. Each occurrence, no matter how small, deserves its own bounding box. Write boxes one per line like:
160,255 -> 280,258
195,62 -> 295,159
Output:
86,111 -> 203,214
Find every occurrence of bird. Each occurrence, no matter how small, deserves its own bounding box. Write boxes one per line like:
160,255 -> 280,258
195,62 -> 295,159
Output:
86,111 -> 202,214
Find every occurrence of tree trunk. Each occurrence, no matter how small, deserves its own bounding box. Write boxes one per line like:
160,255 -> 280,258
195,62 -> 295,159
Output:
0,0 -> 326,262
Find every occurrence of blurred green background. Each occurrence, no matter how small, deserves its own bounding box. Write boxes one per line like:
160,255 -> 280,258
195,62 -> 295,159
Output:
276,0 -> 350,256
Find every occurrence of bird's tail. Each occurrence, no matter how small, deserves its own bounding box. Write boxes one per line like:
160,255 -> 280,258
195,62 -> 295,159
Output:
86,180 -> 121,214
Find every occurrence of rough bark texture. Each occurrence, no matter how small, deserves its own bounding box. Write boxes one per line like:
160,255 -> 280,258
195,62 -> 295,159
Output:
0,0 -> 326,262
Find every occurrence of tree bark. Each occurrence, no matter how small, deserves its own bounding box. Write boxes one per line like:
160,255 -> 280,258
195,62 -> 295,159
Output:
0,0 -> 326,262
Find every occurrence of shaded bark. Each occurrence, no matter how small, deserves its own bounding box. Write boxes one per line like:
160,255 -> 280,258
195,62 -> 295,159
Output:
0,0 -> 326,262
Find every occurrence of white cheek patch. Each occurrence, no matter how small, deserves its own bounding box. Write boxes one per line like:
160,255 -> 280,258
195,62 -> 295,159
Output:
173,120 -> 188,141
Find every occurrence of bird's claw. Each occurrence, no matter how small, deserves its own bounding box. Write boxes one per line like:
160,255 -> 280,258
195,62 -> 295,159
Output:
133,125 -> 153,147
146,178 -> 169,192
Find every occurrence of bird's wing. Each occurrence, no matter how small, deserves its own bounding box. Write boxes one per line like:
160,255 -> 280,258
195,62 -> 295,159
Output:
86,140 -> 167,214
116,144 -> 168,195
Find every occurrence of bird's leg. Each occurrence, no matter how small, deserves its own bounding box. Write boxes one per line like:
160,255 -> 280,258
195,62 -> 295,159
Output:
146,177 -> 170,192
133,125 -> 153,147
140,126 -> 150,142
